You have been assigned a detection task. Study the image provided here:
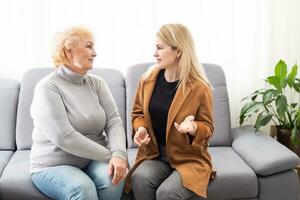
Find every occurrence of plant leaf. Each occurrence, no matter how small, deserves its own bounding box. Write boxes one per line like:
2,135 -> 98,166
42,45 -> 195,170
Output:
251,94 -> 258,101
254,113 -> 272,132
262,89 -> 280,105
239,102 -> 262,125
275,60 -> 287,87
291,127 -> 299,148
294,82 -> 300,92
282,79 -> 288,88
241,89 -> 264,101
266,76 -> 282,92
291,103 -> 298,109
276,95 -> 287,118
287,64 -> 298,87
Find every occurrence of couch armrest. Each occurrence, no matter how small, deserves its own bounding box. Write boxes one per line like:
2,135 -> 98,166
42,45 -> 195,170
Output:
232,125 -> 300,176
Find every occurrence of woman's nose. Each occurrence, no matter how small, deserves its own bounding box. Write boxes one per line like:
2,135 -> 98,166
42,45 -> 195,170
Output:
92,49 -> 97,57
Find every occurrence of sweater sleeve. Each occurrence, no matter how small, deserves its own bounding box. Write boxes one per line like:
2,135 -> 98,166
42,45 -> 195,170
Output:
97,80 -> 127,161
30,83 -> 112,161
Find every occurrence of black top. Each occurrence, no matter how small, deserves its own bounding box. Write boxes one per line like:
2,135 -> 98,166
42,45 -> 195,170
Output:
149,69 -> 179,147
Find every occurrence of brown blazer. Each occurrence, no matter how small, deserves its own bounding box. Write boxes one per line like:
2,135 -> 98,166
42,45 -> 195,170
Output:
125,67 -> 215,198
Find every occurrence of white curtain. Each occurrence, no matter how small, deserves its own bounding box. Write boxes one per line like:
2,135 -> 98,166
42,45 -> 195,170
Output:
0,0 -> 299,129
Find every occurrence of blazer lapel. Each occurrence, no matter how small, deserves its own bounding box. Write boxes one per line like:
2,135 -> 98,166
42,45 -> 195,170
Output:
143,68 -> 160,149
166,83 -> 191,141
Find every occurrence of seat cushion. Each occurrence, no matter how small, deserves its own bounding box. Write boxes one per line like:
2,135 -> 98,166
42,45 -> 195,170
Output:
0,151 -> 14,177
0,150 -> 50,200
207,147 -> 257,200
127,147 -> 258,200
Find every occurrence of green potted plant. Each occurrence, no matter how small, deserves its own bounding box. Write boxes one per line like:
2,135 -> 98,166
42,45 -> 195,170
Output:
239,59 -> 300,156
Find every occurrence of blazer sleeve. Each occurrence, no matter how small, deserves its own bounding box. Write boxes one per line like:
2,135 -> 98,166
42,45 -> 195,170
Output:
193,86 -> 214,144
131,79 -> 147,134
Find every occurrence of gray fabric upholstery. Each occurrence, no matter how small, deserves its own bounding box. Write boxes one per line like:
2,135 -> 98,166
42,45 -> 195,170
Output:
16,67 -> 126,150
202,63 -> 232,146
258,170 -> 299,200
0,150 -> 51,200
0,151 -> 13,177
207,147 -> 258,200
125,63 -> 232,148
0,79 -> 19,150
127,147 -> 138,168
232,126 -> 300,175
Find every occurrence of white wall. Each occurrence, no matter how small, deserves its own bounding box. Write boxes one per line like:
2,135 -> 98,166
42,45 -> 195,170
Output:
0,0 -> 299,129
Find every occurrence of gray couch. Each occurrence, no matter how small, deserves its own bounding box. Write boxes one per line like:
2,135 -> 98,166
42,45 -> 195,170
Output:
0,63 -> 299,200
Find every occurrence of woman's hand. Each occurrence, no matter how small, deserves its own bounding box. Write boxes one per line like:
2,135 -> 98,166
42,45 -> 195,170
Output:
174,115 -> 197,136
133,126 -> 150,147
108,157 -> 128,186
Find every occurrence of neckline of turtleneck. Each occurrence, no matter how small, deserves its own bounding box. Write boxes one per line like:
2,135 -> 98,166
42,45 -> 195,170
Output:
56,65 -> 86,85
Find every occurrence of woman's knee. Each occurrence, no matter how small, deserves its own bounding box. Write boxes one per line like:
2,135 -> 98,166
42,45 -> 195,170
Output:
156,185 -> 203,200
132,160 -> 165,187
31,167 -> 98,200
67,180 -> 98,200
97,179 -> 125,200
156,185 -> 175,200
132,166 -> 151,184
85,161 -> 124,199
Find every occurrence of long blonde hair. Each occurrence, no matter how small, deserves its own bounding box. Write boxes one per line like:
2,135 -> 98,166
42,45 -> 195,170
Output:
150,23 -> 210,90
51,26 -> 94,67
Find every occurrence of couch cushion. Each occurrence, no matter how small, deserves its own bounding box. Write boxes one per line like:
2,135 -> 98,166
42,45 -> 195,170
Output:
207,147 -> 257,199
126,147 -> 258,200
0,79 -> 19,150
125,63 -> 232,148
232,126 -> 300,176
258,170 -> 299,200
0,151 -> 14,177
0,150 -> 51,200
206,64 -> 232,146
16,67 -> 126,150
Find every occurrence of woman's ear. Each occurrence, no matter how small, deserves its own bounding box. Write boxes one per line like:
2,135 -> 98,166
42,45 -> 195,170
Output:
176,49 -> 182,58
64,47 -> 72,60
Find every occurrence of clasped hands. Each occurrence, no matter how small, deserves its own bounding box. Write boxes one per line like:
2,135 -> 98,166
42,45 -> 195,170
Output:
133,115 -> 197,147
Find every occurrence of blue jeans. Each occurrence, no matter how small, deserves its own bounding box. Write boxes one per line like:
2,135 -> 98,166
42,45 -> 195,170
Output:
31,161 -> 125,200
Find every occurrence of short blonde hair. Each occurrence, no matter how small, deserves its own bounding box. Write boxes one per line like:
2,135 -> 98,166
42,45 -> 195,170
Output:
157,23 -> 210,89
51,26 -> 94,67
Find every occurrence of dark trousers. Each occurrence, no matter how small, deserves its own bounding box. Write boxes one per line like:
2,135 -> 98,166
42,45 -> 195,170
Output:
131,159 -> 205,200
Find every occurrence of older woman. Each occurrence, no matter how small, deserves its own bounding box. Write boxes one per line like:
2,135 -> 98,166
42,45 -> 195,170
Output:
30,27 -> 127,200
125,24 -> 214,200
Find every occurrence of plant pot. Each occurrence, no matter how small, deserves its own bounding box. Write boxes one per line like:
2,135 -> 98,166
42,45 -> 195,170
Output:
276,127 -> 300,157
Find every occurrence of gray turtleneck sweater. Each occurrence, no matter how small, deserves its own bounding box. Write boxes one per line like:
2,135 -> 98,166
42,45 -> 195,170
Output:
30,66 -> 127,173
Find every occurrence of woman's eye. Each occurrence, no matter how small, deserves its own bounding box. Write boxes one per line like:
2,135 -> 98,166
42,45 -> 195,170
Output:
86,45 -> 92,49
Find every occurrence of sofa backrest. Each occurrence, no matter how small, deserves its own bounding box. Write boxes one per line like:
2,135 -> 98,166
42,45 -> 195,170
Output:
16,68 -> 126,150
125,63 -> 232,148
0,79 -> 19,151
